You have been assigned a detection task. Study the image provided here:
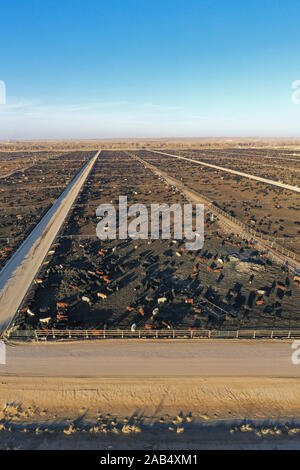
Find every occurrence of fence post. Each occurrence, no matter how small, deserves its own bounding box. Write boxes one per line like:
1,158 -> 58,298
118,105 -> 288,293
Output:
271,330 -> 273,339
288,331 -> 291,339
173,330 -> 175,339
236,330 -> 239,339
253,330 -> 256,339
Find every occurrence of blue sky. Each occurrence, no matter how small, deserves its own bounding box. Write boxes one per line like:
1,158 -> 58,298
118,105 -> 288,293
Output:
0,0 -> 300,139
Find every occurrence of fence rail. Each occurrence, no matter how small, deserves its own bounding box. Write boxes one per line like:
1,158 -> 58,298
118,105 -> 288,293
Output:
7,328 -> 300,341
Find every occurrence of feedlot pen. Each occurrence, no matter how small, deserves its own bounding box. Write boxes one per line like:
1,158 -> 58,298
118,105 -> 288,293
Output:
5,150 -> 300,335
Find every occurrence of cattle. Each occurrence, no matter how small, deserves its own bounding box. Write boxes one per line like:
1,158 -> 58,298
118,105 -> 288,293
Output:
257,289 -> 266,295
57,314 -> 67,320
57,302 -> 68,308
276,283 -> 286,291
40,317 -> 51,324
193,308 -> 202,313
69,284 -> 79,290
126,306 -> 135,311
19,307 -> 28,314
97,292 -> 107,299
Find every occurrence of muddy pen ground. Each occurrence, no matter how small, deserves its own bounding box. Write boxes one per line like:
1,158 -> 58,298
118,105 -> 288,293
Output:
8,150 -> 300,334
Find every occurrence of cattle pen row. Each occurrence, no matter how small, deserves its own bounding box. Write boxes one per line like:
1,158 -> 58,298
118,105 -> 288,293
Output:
132,153 -> 300,270
7,328 -> 300,341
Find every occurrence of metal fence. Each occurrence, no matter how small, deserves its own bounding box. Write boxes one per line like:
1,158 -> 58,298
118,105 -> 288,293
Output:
8,328 -> 300,341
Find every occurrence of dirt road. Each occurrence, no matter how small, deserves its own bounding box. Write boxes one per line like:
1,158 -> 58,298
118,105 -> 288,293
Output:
1,339 -> 298,377
0,151 -> 100,336
1,340 -> 300,449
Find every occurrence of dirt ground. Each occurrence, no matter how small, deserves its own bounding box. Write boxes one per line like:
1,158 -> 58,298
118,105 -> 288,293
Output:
1,340 -> 300,449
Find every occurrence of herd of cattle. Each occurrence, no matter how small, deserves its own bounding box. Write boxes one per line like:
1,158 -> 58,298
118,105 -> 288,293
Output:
11,151 -> 300,333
